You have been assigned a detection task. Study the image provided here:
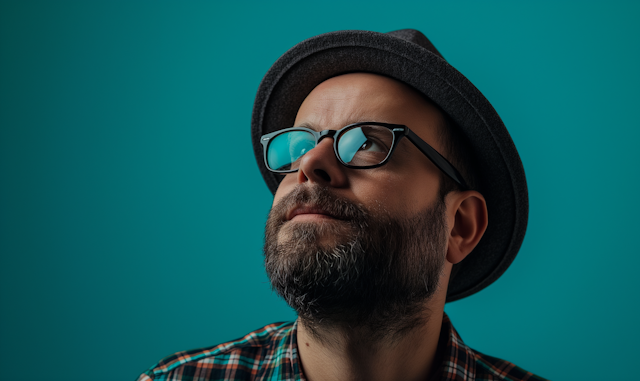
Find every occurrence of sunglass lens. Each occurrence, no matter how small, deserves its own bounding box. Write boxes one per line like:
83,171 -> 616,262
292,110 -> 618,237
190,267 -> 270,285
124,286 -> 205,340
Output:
267,131 -> 316,171
338,126 -> 393,166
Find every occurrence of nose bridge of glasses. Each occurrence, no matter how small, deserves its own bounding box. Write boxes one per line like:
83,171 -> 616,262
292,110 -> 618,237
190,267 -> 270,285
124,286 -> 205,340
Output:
316,129 -> 338,144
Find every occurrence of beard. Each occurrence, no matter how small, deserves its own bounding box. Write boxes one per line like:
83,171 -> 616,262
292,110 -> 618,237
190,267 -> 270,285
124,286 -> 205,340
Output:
264,185 -> 448,340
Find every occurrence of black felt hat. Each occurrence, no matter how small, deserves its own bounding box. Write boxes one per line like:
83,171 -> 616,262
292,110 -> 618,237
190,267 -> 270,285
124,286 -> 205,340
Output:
251,29 -> 528,302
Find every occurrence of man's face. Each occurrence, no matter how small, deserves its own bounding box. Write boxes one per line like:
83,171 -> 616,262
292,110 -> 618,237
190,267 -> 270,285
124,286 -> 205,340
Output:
264,73 -> 452,331
274,73 -> 447,222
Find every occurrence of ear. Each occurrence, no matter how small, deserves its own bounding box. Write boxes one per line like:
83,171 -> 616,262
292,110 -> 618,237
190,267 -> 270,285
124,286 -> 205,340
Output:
445,191 -> 488,265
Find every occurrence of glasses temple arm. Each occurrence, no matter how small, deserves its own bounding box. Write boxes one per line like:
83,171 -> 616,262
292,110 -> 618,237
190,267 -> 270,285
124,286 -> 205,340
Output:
405,128 -> 470,190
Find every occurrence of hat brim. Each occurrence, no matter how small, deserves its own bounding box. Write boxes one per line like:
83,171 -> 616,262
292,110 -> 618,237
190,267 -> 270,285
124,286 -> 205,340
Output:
251,30 -> 528,302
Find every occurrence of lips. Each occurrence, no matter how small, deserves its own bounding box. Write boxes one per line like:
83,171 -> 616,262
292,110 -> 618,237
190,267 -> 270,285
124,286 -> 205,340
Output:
286,204 -> 340,221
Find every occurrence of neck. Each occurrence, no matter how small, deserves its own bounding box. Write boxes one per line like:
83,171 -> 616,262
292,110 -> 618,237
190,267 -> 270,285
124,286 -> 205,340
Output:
296,307 -> 445,381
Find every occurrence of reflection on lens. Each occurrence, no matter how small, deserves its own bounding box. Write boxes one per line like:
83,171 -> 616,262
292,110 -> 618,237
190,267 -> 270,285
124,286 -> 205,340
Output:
267,131 -> 315,171
338,126 -> 393,166
337,127 -> 366,163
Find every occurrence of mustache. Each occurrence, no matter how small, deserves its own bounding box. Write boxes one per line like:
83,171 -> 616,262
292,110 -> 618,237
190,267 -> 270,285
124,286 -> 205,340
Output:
269,185 -> 368,224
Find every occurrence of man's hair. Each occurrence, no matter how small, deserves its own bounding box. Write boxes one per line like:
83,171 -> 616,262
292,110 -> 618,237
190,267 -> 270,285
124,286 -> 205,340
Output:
407,85 -> 479,200
437,112 -> 480,199
435,112 -> 481,284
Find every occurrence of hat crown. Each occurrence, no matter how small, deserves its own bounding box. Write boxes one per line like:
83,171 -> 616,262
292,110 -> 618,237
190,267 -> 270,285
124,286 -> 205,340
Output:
386,29 -> 444,59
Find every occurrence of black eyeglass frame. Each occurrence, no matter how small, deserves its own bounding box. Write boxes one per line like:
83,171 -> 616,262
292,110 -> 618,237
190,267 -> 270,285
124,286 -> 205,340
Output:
259,122 -> 469,190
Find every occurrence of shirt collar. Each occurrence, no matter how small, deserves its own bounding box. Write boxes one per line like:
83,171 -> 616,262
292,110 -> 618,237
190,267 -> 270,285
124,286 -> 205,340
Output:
284,314 -> 479,381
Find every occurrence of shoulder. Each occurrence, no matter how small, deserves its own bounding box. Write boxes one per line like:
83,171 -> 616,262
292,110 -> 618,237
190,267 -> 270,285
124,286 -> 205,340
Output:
440,314 -> 549,381
137,321 -> 295,381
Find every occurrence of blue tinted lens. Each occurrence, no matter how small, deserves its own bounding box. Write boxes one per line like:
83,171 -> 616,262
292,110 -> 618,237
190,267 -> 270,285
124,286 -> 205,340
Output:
338,126 -> 393,166
337,127 -> 367,163
267,131 -> 316,171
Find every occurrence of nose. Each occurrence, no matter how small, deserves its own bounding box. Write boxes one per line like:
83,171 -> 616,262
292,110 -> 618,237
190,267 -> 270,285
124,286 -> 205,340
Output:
296,137 -> 348,187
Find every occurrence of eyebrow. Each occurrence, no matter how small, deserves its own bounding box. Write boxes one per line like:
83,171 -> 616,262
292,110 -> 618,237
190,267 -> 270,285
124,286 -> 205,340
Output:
295,122 -> 317,131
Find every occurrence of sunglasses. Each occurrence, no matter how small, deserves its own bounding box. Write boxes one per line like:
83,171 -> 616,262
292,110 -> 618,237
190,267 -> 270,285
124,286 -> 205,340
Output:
259,122 -> 468,189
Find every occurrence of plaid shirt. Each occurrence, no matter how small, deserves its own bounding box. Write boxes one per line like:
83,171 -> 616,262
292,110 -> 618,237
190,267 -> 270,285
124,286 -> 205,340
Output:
137,314 -> 547,381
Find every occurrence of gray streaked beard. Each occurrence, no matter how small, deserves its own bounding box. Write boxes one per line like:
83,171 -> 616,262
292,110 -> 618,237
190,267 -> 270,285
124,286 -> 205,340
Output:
264,185 -> 447,342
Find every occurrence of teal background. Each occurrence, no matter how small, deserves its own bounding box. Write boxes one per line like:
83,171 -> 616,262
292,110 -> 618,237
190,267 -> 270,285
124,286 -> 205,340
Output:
1,1 -> 638,380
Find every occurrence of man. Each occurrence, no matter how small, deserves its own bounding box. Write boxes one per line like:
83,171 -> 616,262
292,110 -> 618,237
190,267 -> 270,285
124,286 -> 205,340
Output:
137,29 -> 546,380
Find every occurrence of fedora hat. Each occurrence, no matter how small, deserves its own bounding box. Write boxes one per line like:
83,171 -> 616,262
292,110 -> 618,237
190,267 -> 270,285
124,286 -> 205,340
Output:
251,29 -> 528,302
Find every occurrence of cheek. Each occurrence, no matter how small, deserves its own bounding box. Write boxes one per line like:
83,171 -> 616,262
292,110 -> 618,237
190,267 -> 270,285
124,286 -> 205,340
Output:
352,167 -> 439,215
348,172 -> 412,213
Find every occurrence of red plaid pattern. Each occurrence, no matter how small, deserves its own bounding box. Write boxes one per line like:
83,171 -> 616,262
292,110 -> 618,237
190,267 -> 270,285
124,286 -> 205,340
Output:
137,314 -> 548,380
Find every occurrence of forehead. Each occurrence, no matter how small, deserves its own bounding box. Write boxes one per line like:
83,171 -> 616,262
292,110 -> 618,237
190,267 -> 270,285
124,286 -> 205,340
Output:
294,73 -> 444,147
